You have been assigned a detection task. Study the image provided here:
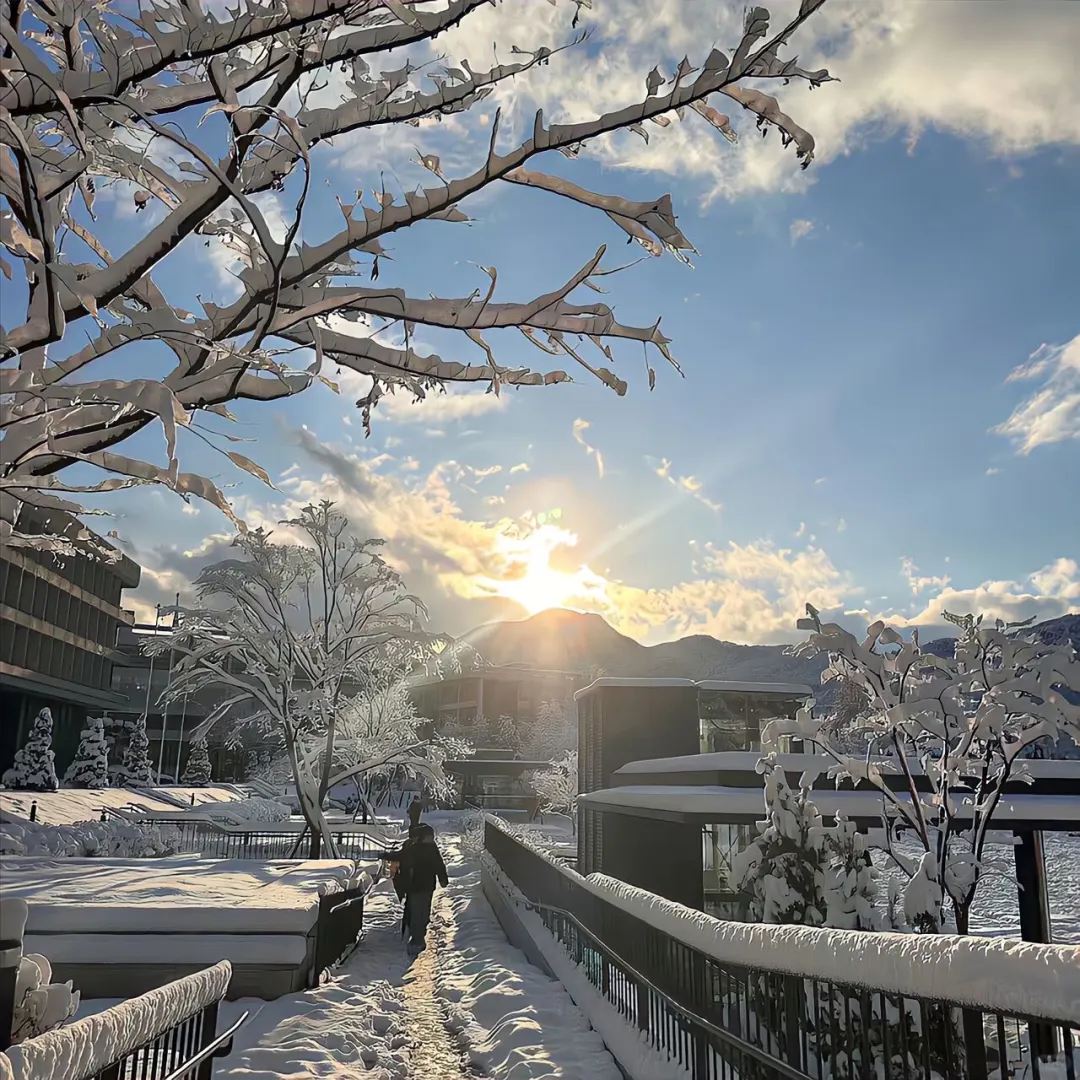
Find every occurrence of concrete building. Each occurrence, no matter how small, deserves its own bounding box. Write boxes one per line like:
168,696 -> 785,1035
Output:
0,510 -> 141,775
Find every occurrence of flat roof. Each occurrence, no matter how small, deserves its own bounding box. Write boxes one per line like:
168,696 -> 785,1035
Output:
408,664 -> 583,690
574,677 -> 814,701
579,784 -> 1080,831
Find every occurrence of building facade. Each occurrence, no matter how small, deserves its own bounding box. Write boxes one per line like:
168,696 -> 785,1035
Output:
0,512 -> 141,776
407,662 -> 583,739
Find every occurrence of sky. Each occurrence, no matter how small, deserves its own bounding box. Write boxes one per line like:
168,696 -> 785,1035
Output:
39,0 -> 1080,646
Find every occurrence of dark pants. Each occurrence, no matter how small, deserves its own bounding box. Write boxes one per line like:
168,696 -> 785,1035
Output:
407,891 -> 434,949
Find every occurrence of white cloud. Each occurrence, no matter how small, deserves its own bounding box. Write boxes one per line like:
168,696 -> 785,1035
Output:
992,333 -> 1080,454
899,556 -> 950,596
378,388 -> 508,425
790,219 -> 816,245
985,466 -> 1001,476
836,518 -> 848,533
434,0 -> 1080,203
814,477 -> 827,485
572,418 -> 606,479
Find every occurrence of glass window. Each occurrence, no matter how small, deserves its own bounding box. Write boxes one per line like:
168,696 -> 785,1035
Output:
3,565 -> 21,608
699,691 -> 748,752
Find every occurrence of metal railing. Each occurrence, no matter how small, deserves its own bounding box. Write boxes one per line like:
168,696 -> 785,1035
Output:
310,881 -> 368,987
2,953 -> 245,1080
137,818 -> 386,861
485,820 -> 1078,1080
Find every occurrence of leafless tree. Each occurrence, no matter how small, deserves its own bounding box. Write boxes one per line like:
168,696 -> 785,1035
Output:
1,0 -> 836,549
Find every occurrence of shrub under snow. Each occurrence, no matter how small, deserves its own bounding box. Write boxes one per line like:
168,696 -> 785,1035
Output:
2,708 -> 60,792
0,818 -> 180,858
198,796 -> 292,823
63,716 -> 111,789
10,951 -> 80,1044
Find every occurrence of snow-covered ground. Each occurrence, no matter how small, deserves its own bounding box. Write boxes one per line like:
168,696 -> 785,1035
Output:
0,786 -> 242,825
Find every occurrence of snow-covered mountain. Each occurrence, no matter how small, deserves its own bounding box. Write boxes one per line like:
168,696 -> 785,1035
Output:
460,609 -> 1080,700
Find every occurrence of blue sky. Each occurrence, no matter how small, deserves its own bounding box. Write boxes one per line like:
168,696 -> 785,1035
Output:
30,0 -> 1079,644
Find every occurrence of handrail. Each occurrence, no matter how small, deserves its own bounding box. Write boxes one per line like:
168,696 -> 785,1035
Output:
159,1010 -> 249,1080
511,889 -> 810,1080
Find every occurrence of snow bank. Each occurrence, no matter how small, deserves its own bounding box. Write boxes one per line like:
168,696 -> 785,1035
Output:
485,816 -> 1080,1024
185,797 -> 291,824
434,840 -> 625,1079
481,855 -> 692,1080
24,933 -> 308,967
3,961 -> 231,1080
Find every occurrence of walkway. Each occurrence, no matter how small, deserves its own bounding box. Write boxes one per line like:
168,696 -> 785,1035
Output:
216,884 -> 477,1079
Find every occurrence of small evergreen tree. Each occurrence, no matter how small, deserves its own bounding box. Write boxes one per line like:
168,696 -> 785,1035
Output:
118,714 -> 155,788
63,716 -> 111,788
181,739 -> 213,786
2,708 -> 60,791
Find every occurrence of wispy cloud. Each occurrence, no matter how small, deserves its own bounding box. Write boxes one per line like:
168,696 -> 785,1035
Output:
790,218 -> 816,245
992,333 -> 1080,454
572,418 -> 605,479
648,457 -> 722,514
899,556 -> 950,596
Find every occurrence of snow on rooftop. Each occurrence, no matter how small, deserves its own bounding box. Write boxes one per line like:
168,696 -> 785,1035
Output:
578,785 -> 1080,823
573,677 -> 814,700
0,856 -> 360,933
574,677 -> 697,699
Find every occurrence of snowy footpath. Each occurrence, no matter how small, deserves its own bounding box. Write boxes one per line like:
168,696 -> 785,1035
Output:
216,828 -> 623,1079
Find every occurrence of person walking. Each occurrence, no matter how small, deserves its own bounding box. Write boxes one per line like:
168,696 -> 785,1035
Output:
407,795 -> 423,831
383,824 -> 448,955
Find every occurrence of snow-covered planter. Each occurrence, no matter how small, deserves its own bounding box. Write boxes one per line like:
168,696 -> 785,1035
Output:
62,716 -> 110,789
0,819 -> 181,858
2,709 -> 59,792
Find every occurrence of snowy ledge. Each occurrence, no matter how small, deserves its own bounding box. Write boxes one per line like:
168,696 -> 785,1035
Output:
3,960 -> 232,1080
484,816 -> 1080,1023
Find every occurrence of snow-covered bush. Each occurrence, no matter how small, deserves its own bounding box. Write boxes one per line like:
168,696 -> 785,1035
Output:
2,708 -> 59,792
786,607 -> 1080,934
0,818 -> 180,858
520,700 -> 578,761
731,757 -> 881,930
63,716 -> 111,789
180,738 -> 212,786
117,713 -> 155,788
10,951 -> 80,1044
198,796 -> 291,823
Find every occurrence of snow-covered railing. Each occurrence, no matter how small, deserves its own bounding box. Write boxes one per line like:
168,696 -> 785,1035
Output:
484,816 -> 1080,1080
309,865 -> 381,987
1,960 -> 244,1080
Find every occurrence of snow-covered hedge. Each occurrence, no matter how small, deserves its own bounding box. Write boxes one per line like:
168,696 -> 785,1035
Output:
483,816 -> 1080,1023
0,818 -> 181,858
4,961 -> 231,1080
196,796 -> 291,823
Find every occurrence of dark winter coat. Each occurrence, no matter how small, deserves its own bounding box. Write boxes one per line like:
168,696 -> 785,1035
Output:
385,838 -> 448,894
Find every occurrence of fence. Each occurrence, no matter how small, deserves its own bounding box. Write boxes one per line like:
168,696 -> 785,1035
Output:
484,819 -> 1079,1080
137,819 -> 386,861
2,950 -> 245,1080
310,881 -> 368,987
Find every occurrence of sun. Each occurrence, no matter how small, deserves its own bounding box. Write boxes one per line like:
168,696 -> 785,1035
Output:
491,523 -> 608,616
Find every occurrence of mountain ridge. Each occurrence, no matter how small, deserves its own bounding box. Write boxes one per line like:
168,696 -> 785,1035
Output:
459,609 -> 1080,698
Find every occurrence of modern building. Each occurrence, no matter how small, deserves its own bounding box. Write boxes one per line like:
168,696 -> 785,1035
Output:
0,509 -> 141,775
407,662 -> 584,737
575,677 -> 814,910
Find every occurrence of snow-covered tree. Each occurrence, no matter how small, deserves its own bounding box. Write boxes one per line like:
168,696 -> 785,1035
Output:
62,716 -> 111,789
150,501 -> 455,856
521,700 -> 577,761
531,750 -> 578,830
117,713 -> 155,788
779,607 -> 1080,934
730,757 -> 880,930
2,708 -> 59,791
180,739 -> 213,786
0,0 -> 836,554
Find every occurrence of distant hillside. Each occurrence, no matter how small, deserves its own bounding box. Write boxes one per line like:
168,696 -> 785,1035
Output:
460,609 -> 1080,706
